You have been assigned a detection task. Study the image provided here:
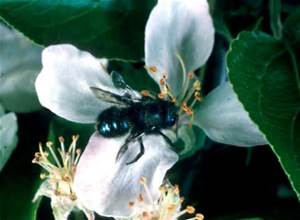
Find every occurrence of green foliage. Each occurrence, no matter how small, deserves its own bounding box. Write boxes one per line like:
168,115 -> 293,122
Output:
227,31 -> 300,199
0,0 -> 156,60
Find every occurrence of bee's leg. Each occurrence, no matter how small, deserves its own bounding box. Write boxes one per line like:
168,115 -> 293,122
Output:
126,137 -> 145,165
115,132 -> 143,162
158,131 -> 176,147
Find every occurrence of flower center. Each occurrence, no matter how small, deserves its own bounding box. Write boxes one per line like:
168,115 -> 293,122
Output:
125,176 -> 204,220
144,55 -> 203,127
32,135 -> 81,201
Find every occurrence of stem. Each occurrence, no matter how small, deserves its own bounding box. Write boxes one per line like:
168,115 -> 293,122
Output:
269,0 -> 283,40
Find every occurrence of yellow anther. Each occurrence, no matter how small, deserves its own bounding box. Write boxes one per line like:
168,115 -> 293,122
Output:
59,136 -> 64,143
193,80 -> 201,91
160,78 -> 166,86
195,213 -> 204,220
180,197 -> 185,203
138,193 -> 144,202
171,97 -> 177,103
158,92 -> 166,99
168,204 -> 177,212
128,201 -> 135,208
181,102 -> 194,116
148,66 -> 158,73
141,90 -> 150,97
142,211 -> 150,218
40,173 -> 47,179
70,193 -> 77,201
72,134 -> 79,141
140,176 -> 147,184
76,149 -> 81,155
46,141 -> 53,148
194,91 -> 202,101
186,206 -> 195,214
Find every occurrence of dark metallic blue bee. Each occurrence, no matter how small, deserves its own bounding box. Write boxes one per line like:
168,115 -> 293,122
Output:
91,71 -> 178,164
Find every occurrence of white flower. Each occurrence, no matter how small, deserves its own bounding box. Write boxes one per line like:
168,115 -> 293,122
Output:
32,135 -> 94,220
0,104 -> 18,172
34,0 -> 265,217
0,23 -> 42,113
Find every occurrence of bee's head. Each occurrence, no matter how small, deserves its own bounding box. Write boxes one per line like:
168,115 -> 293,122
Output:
163,101 -> 179,127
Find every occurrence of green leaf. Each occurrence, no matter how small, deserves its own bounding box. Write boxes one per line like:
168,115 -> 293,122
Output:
0,0 -> 156,60
227,31 -> 300,199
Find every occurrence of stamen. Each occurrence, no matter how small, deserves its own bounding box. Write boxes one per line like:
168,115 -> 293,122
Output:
33,136 -> 82,203
46,142 -> 62,168
181,102 -> 193,116
140,176 -> 157,212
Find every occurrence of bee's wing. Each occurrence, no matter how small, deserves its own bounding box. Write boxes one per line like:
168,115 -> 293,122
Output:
111,71 -> 141,99
90,87 -> 139,107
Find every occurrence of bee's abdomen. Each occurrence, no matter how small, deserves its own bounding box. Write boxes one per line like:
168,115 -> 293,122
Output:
97,107 -> 130,137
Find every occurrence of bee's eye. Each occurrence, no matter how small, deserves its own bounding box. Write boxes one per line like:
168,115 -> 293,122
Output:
166,112 -> 177,127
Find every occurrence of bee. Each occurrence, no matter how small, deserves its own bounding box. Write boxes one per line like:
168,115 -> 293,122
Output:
90,71 -> 178,165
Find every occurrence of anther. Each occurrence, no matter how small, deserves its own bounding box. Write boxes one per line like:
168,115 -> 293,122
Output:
59,136 -> 65,143
128,201 -> 135,208
160,78 -> 166,86
138,193 -> 144,202
140,176 -> 147,184
141,90 -> 150,97
193,80 -> 201,91
188,72 -> 194,79
186,206 -> 195,214
173,185 -> 180,195
142,211 -> 150,218
70,193 -> 77,201
46,141 -> 53,148
158,92 -> 166,99
40,173 -> 47,179
72,134 -> 79,141
194,91 -> 202,101
195,213 -> 204,220
148,66 -> 158,73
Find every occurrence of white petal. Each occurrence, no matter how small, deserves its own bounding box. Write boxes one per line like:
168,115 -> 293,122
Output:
74,132 -> 178,217
0,24 -> 42,112
194,82 -> 267,146
35,45 -> 122,123
0,109 -> 18,171
145,0 -> 214,95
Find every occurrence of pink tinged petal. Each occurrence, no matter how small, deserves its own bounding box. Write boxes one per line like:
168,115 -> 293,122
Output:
0,24 -> 42,112
74,132 -> 178,218
145,0 -> 214,96
35,45 -> 120,123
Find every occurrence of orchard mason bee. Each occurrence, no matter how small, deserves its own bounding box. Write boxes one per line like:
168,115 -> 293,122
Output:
91,71 -> 178,164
